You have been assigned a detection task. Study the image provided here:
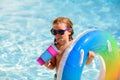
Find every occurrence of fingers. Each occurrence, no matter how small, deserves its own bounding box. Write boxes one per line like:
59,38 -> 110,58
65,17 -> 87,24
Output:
88,51 -> 95,58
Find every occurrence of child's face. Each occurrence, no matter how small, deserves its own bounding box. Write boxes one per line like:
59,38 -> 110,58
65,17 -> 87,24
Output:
52,23 -> 71,46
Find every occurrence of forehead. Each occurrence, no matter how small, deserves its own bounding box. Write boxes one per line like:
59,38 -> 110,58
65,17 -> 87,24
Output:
53,23 -> 67,29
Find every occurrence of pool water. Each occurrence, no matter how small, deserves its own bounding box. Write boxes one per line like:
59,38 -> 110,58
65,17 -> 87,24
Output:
0,0 -> 120,80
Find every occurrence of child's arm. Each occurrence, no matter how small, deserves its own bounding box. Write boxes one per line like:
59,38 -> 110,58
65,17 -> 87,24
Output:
86,51 -> 95,65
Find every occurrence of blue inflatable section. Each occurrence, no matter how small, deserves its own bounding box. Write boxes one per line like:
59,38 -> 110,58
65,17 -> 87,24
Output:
57,29 -> 108,80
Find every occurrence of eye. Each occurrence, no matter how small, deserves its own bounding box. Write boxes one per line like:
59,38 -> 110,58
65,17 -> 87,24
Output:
59,30 -> 64,35
53,30 -> 57,35
51,29 -> 57,35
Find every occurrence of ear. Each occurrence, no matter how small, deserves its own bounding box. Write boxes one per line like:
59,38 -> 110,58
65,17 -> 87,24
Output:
68,29 -> 71,35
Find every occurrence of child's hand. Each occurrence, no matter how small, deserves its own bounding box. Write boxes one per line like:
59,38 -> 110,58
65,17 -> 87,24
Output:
88,51 -> 95,58
86,51 -> 95,65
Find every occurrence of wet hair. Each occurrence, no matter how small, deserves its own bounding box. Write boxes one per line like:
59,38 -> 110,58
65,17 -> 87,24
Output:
52,17 -> 74,41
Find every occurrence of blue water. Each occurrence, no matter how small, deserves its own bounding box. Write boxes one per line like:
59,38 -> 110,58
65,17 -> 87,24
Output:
0,0 -> 120,80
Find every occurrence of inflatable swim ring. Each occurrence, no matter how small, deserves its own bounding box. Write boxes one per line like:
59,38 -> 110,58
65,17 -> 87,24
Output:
57,29 -> 120,80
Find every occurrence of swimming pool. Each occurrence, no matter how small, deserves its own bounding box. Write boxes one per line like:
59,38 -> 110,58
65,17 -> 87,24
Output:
0,0 -> 120,80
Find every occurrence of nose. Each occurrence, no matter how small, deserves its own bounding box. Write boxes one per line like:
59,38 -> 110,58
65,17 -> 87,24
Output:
55,33 -> 61,37
55,34 -> 62,39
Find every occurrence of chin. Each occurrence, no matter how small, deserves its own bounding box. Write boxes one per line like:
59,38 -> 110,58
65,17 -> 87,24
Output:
58,40 -> 66,46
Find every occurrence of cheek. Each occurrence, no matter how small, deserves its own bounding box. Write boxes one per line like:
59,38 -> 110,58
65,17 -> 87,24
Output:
63,32 -> 69,39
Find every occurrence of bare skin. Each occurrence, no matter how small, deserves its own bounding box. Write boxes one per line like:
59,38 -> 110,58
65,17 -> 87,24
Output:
44,22 -> 95,74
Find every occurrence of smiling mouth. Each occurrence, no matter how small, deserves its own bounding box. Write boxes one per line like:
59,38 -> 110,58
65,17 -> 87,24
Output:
54,38 -> 62,44
55,39 -> 66,46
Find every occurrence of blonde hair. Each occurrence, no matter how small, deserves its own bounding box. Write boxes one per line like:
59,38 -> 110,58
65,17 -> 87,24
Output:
52,17 -> 74,41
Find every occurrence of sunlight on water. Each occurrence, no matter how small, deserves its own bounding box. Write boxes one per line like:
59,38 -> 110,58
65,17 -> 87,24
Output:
0,0 -> 120,80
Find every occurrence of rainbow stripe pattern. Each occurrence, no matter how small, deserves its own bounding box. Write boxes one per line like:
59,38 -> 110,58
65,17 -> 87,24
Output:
57,29 -> 120,80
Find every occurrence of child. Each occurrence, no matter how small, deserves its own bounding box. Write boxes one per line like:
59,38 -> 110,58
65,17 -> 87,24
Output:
44,17 -> 95,80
